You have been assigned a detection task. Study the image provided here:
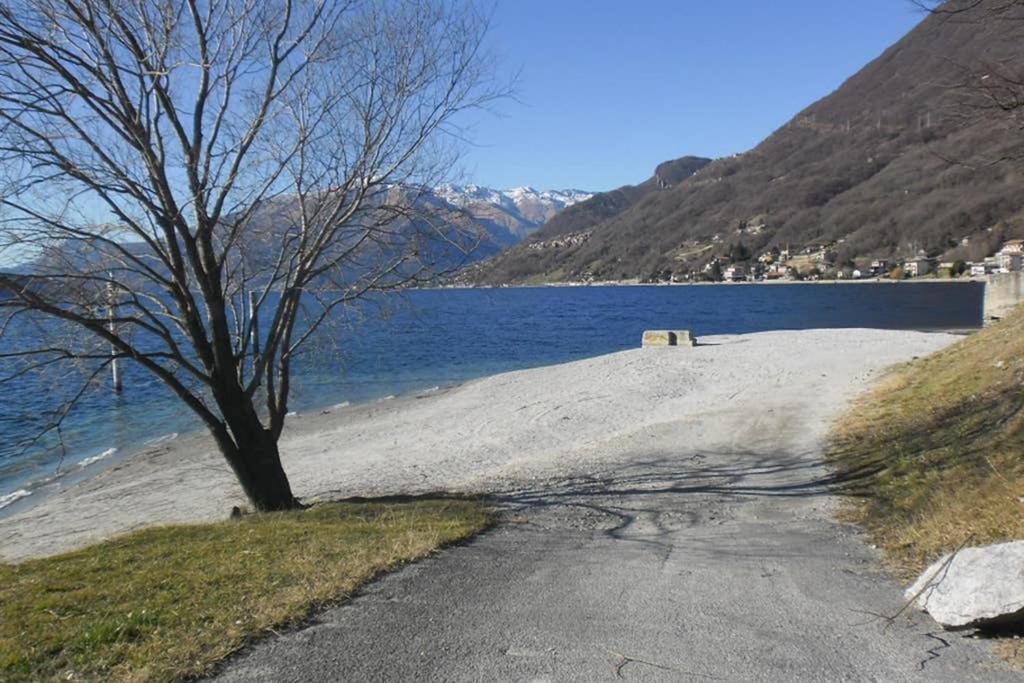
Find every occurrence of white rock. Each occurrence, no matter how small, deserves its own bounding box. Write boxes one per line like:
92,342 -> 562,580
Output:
905,540 -> 1024,629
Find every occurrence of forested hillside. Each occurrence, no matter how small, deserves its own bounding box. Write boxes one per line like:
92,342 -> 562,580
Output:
467,2 -> 1024,284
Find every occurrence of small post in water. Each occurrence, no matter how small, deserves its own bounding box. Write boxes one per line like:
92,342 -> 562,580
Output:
107,276 -> 123,393
249,291 -> 260,379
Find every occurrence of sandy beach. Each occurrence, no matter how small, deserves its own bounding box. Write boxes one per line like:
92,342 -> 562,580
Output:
1,327 -> 958,563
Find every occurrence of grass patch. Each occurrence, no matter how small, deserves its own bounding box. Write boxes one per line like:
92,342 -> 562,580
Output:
0,499 -> 491,682
828,306 -> 1024,580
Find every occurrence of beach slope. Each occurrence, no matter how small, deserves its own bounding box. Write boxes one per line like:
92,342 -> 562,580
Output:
2,328 -> 955,562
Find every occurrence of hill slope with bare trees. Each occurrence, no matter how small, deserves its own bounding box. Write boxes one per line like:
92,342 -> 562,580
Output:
466,2 -> 1024,284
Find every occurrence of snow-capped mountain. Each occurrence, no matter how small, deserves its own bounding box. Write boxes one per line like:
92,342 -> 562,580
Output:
6,183 -> 593,289
434,184 -> 592,244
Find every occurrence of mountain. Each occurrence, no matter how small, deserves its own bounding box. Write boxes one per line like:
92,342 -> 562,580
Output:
466,2 -> 1024,284
0,272 -> 27,298
2,182 -> 586,294
434,185 -> 592,247
460,156 -> 711,283
538,156 -> 711,240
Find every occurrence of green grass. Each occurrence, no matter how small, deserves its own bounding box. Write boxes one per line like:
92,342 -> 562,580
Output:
0,499 -> 491,682
828,304 -> 1024,579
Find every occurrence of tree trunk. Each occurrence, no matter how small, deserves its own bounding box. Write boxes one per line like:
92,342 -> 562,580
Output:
202,364 -> 302,512
231,434 -> 299,512
216,409 -> 300,512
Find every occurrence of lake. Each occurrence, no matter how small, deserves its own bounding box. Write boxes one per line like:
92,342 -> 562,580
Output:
0,281 -> 984,510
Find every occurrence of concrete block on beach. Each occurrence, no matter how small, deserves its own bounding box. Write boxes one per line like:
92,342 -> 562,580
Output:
642,330 -> 697,347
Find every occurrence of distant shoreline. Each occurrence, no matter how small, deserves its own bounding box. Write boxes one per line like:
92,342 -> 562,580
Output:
438,277 -> 985,290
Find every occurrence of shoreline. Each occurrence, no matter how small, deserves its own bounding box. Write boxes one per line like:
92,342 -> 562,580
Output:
0,314 -> 981,523
438,277 -> 986,290
0,280 -> 985,516
0,384 -> 458,523
0,327 -> 961,563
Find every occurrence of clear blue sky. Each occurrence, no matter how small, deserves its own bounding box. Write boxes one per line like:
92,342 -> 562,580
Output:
458,0 -> 924,192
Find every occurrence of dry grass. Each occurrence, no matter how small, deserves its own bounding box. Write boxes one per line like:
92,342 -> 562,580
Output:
829,305 -> 1024,580
0,499 -> 491,682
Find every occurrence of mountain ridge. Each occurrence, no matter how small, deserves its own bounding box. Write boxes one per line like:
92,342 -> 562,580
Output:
465,2 -> 1024,284
534,156 -> 712,241
434,184 -> 592,247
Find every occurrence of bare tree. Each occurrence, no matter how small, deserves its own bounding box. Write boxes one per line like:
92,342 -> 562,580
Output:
0,0 -> 504,511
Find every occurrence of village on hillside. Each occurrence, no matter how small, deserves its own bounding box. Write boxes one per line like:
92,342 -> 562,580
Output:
654,238 -> 1024,284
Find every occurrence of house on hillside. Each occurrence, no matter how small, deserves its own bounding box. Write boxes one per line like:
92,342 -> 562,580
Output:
903,258 -> 935,277
998,240 -> 1024,272
869,259 -> 889,277
1001,239 -> 1024,255
970,257 -> 999,276
723,264 -> 747,282
1000,253 -> 1023,273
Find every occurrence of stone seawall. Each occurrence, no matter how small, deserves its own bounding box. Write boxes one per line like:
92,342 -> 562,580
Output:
984,272 -> 1024,321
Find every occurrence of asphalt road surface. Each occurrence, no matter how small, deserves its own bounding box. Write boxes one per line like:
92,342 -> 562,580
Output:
212,418 -> 1020,682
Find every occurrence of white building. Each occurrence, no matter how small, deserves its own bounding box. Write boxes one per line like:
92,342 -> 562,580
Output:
723,265 -> 746,282
1000,253 -> 1023,273
998,240 -> 1024,272
970,263 -> 989,276
971,257 -> 1000,276
904,259 -> 934,277
1000,239 -> 1024,255
870,259 -> 889,276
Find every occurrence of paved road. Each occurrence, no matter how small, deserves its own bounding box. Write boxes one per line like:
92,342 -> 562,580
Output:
212,418 -> 1019,681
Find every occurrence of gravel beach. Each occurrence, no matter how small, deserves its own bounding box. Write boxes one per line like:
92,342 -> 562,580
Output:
1,328 -> 958,562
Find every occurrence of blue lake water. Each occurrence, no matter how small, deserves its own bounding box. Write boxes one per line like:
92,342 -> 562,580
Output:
0,282 -> 984,509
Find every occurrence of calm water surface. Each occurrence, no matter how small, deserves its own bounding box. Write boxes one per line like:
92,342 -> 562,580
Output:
0,282 -> 984,509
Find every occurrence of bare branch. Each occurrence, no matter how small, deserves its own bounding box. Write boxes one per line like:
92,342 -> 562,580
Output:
0,0 -> 507,511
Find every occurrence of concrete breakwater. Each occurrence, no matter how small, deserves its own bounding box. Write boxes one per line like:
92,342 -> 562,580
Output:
984,272 -> 1024,321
